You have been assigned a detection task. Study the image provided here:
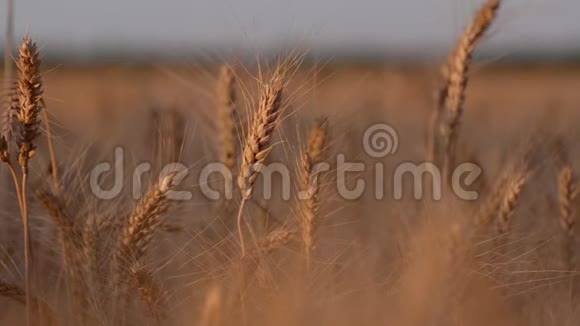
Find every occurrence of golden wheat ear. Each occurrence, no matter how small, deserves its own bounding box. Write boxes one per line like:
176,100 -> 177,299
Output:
236,65 -> 287,257
9,35 -> 46,326
431,0 -> 500,174
557,160 -> 577,279
15,35 -> 43,170
116,173 -> 177,324
496,168 -> 528,236
217,65 -> 238,172
118,172 -> 177,262
299,118 -> 329,269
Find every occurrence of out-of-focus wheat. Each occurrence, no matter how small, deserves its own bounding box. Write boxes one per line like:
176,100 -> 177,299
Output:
299,118 -> 328,269
217,65 -> 237,172
431,0 -> 500,176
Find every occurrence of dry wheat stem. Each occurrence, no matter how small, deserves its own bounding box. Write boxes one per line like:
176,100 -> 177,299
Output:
41,100 -> 60,196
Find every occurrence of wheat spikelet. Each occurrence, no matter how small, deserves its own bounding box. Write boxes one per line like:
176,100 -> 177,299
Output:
118,172 -> 176,262
236,66 -> 286,256
437,0 -> 500,172
299,118 -> 328,268
496,169 -> 528,235
217,65 -> 237,171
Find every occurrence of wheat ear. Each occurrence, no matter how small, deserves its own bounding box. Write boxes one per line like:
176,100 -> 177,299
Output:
299,118 -> 328,269
117,173 -> 175,322
558,165 -> 576,274
129,263 -> 166,324
217,65 -> 237,171
496,169 -> 528,236
12,36 -> 44,325
118,172 -> 176,262
436,0 -> 500,175
475,175 -> 507,228
236,67 -> 285,257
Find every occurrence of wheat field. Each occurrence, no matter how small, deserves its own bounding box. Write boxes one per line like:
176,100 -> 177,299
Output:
2,1 -> 580,325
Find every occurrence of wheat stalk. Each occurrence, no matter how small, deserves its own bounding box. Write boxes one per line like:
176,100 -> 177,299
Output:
236,66 -> 286,257
434,0 -> 500,175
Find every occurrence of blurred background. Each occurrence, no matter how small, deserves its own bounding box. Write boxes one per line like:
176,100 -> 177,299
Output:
0,0 -> 579,140
1,0 -> 579,63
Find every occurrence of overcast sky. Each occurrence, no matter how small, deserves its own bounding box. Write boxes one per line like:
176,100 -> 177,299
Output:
1,0 -> 579,57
